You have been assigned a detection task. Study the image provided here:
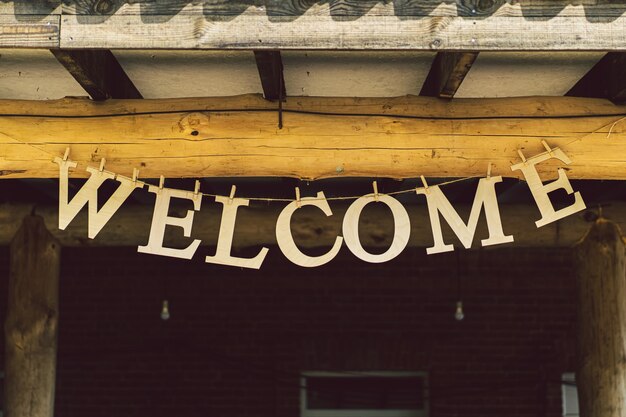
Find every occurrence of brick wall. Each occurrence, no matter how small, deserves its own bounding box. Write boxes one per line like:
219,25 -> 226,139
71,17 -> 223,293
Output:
1,246 -> 576,417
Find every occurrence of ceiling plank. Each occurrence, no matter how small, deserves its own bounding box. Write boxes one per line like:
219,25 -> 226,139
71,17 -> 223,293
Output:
56,11 -> 626,51
420,52 -> 478,98
50,49 -> 142,100
254,50 -> 286,101
566,53 -> 626,103
61,1 -> 626,19
0,95 -> 623,180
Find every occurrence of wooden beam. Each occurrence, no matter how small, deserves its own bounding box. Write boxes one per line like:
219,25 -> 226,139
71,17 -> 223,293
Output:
0,202 -> 624,249
4,215 -> 60,417
420,52 -> 478,98
50,49 -> 142,100
0,95 -> 624,180
254,51 -> 286,101
574,219 -> 626,417
567,53 -> 626,103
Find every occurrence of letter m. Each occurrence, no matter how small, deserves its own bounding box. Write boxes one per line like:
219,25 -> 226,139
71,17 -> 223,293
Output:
416,176 -> 514,254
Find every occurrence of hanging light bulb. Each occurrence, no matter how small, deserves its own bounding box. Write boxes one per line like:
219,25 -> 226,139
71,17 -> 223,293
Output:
454,252 -> 465,321
160,300 -> 170,320
454,301 -> 465,321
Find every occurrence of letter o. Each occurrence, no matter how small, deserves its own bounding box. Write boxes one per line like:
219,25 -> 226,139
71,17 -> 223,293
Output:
342,194 -> 410,263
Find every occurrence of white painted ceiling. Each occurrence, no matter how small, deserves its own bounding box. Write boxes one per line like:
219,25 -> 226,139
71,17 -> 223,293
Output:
454,52 -> 604,98
0,49 -> 85,100
114,50 -> 263,98
0,49 -> 604,100
282,51 -> 435,97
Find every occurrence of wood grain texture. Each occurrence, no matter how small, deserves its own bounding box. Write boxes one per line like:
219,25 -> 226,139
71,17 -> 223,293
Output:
420,52 -> 478,98
0,2 -> 622,50
59,12 -> 626,50
567,52 -> 626,103
61,1 -> 626,18
51,49 -> 142,100
0,14 -> 59,48
4,215 -> 60,417
0,95 -> 624,180
0,202 -> 623,249
342,194 -> 411,262
574,219 -> 626,417
276,192 -> 343,267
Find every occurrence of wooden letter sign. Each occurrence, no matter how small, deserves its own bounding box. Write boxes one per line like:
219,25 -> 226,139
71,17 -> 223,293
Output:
416,176 -> 514,254
343,193 -> 411,263
54,145 -> 587,269
276,191 -> 343,268
511,147 -> 586,227
137,184 -> 202,260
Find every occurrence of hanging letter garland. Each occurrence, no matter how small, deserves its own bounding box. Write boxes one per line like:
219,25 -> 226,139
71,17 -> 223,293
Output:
54,146 -> 585,270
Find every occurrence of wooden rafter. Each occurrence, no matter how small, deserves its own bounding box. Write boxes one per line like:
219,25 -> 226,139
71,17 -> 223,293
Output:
567,53 -> 626,103
420,52 -> 478,98
254,51 -> 286,101
0,95 -> 623,180
51,49 -> 142,100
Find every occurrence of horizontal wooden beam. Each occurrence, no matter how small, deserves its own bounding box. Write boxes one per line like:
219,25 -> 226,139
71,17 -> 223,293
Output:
2,2 -> 626,50
1,202 -> 623,249
0,95 -> 624,180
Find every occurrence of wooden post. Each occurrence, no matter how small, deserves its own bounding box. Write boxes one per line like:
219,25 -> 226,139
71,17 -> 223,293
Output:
574,219 -> 626,417
4,215 -> 60,417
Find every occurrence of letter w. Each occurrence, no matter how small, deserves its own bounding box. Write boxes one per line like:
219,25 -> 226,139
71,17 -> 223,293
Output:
55,158 -> 142,239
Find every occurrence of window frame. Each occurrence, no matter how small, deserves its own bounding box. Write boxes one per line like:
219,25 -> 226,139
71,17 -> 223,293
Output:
300,371 -> 428,417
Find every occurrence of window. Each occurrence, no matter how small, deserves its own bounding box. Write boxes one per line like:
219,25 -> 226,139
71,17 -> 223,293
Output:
562,373 -> 578,417
301,371 -> 428,417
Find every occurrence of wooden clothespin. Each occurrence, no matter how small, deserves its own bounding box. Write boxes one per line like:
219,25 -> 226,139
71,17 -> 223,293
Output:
295,187 -> 301,209
517,149 -> 527,164
159,175 -> 165,190
487,162 -> 492,179
372,181 -> 379,202
63,147 -> 70,161
420,175 -> 429,194
132,168 -> 139,183
228,185 -> 236,204
99,158 -> 106,172
541,140 -> 555,157
194,180 -> 201,196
